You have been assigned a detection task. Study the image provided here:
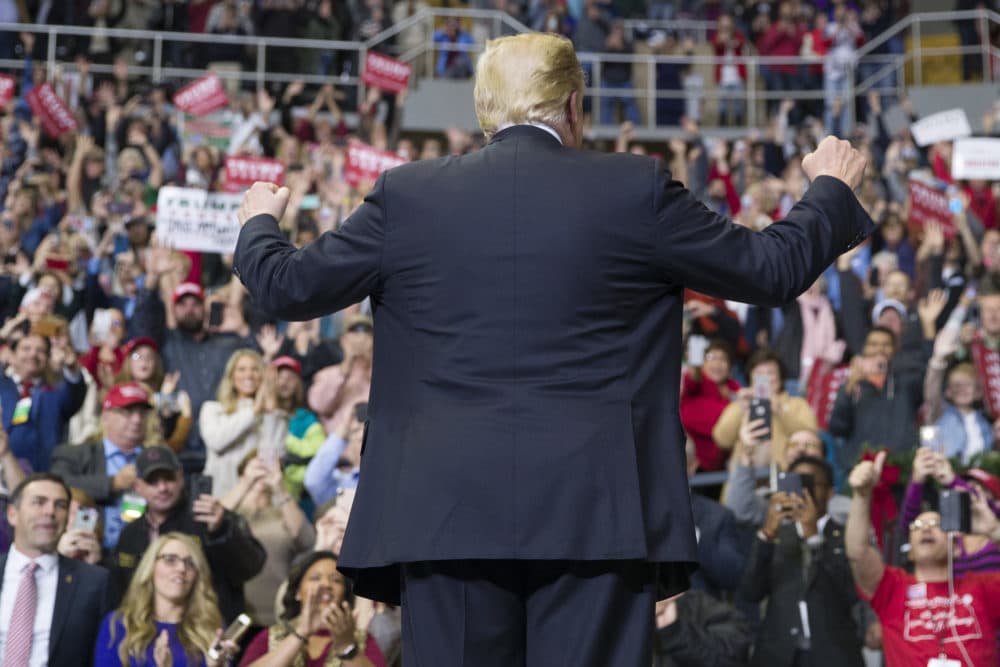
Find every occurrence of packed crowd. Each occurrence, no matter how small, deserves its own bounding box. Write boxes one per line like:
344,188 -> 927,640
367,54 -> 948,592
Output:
0,1 -> 999,667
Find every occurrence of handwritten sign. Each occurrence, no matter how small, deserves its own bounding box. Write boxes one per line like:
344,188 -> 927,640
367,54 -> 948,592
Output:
952,138 -> 1000,180
155,186 -> 242,254
910,108 -> 972,147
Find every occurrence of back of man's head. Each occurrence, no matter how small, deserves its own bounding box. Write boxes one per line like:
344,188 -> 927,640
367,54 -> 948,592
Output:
474,33 -> 584,140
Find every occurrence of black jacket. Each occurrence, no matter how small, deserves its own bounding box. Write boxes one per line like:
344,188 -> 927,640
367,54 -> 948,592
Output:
234,124 -> 874,604
741,519 -> 863,667
109,495 -> 266,623
653,589 -> 752,667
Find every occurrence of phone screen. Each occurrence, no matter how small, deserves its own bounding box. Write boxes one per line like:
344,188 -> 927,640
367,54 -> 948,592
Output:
208,303 -> 225,327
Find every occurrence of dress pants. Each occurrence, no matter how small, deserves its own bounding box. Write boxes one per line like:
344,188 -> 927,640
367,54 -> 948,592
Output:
399,559 -> 657,667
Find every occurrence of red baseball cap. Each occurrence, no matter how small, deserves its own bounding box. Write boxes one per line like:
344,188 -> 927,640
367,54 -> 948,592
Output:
962,469 -> 1000,500
272,355 -> 302,375
123,336 -> 159,357
172,282 -> 205,305
103,382 -> 152,410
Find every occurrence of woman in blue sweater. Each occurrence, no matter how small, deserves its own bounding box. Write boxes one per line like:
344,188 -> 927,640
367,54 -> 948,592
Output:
94,532 -> 236,666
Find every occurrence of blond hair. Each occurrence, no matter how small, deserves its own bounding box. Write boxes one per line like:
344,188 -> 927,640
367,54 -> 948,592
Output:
109,533 -> 221,665
474,33 -> 584,140
217,348 -> 263,414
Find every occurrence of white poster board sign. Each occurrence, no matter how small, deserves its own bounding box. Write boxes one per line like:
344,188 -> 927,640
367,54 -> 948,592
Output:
910,108 -> 972,146
951,137 -> 1000,180
155,186 -> 242,254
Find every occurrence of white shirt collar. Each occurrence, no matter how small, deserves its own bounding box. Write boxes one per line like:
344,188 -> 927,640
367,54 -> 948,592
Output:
496,122 -> 563,145
7,545 -> 58,575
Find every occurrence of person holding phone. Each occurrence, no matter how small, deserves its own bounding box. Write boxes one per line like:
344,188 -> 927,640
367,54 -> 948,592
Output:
110,446 -> 266,624
239,551 -> 385,667
742,455 -> 863,667
199,350 -> 289,497
713,349 -> 818,470
95,532 -> 239,666
57,488 -> 104,565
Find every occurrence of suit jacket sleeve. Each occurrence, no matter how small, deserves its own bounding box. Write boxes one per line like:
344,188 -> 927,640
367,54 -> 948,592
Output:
653,168 -> 873,306
50,444 -> 114,503
738,535 -> 774,603
233,173 -> 386,321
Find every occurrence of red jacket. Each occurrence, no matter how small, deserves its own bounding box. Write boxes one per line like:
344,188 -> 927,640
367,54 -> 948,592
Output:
680,370 -> 741,471
713,32 -> 748,83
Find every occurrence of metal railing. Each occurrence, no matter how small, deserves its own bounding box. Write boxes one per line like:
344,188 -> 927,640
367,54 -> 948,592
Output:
1,7 -> 999,134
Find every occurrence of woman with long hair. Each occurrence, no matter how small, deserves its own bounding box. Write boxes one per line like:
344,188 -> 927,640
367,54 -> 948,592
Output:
239,551 -> 385,667
117,336 -> 192,451
93,532 -> 236,666
200,349 -> 288,496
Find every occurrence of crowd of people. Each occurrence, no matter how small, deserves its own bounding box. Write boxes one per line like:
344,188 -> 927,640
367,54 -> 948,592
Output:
0,1 -> 998,666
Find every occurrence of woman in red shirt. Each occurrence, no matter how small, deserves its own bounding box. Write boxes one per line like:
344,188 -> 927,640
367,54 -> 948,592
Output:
680,339 -> 741,473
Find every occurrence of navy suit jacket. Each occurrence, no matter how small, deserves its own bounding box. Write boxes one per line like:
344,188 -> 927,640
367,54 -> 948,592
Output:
0,373 -> 86,472
234,125 -> 873,604
0,553 -> 110,667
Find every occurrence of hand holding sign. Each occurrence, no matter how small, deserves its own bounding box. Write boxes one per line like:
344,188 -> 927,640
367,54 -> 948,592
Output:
238,182 -> 291,226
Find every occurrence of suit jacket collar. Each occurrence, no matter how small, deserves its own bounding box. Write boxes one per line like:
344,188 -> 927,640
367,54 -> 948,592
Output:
489,124 -> 564,147
0,552 -> 79,660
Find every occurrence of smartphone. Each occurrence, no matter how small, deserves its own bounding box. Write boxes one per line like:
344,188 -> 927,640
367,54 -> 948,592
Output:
355,402 -> 368,423
920,425 -> 941,453
777,471 -> 803,496
940,489 -> 971,533
73,506 -> 99,533
257,445 -> 277,467
749,374 -> 772,441
869,266 -> 880,288
190,474 -> 214,500
207,613 -> 252,660
208,302 -> 225,327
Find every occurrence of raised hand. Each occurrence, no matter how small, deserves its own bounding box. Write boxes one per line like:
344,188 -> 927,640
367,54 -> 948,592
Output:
801,136 -> 867,190
848,450 -> 886,498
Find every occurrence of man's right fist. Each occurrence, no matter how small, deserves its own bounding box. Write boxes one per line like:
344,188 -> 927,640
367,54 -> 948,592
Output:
801,136 -> 867,191
848,450 -> 886,497
238,182 -> 291,226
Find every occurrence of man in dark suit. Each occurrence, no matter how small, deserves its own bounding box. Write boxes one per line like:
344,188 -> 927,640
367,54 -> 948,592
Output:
0,333 -> 86,473
233,32 -> 872,667
0,473 -> 109,667
741,456 -> 863,666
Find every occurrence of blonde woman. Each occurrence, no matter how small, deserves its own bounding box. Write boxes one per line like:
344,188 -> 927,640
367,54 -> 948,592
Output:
200,349 -> 288,496
94,532 -> 237,666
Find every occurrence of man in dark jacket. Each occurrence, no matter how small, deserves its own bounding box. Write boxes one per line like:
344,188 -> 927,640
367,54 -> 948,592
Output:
109,446 -> 265,622
232,31 -> 873,667
653,590 -> 751,667
741,455 -> 863,667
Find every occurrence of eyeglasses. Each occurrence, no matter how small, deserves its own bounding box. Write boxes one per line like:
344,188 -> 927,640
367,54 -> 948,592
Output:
347,324 -> 372,334
909,517 -> 940,531
157,553 -> 197,572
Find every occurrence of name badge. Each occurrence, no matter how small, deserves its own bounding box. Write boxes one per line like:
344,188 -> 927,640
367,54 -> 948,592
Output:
928,658 -> 961,667
120,493 -> 146,522
11,396 -> 31,425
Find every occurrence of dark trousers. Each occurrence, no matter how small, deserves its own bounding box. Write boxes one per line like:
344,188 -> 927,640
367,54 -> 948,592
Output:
400,559 -> 656,667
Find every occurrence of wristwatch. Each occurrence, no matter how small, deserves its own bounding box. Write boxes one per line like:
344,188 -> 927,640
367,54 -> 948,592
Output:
337,643 -> 359,660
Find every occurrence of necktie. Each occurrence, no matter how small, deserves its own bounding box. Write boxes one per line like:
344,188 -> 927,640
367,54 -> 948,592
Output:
19,380 -> 31,399
4,560 -> 38,666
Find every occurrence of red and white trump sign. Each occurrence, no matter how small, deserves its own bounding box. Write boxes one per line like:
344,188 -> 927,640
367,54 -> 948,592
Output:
362,52 -> 412,94
26,83 -> 77,137
224,156 -> 286,193
344,141 -> 407,187
173,74 -> 229,117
